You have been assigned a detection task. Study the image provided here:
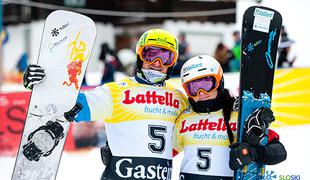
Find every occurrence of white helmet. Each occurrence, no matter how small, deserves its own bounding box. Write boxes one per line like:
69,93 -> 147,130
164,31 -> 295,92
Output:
181,55 -> 223,96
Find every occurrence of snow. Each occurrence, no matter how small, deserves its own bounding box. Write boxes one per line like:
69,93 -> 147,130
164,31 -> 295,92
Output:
1,125 -> 309,180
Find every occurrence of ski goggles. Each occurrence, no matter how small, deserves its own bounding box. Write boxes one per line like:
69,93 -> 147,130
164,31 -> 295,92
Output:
139,46 -> 177,68
183,76 -> 219,98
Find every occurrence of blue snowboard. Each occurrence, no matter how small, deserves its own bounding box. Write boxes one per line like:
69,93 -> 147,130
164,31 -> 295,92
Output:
235,6 -> 282,180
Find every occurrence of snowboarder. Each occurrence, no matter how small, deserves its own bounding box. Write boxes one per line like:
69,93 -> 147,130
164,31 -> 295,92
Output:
23,29 -> 189,180
173,55 -> 287,179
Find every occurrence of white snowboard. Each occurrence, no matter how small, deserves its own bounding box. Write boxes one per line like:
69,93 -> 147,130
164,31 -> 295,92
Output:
12,10 -> 96,180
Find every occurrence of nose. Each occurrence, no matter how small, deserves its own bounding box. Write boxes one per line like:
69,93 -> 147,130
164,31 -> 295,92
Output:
199,91 -> 206,96
152,59 -> 162,67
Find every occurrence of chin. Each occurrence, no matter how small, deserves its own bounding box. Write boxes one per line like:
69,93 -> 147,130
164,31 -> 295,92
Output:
201,97 -> 212,101
151,68 -> 164,72
194,97 -> 210,101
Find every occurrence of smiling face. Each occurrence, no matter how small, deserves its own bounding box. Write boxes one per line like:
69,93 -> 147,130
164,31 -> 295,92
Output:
136,29 -> 178,76
142,59 -> 168,74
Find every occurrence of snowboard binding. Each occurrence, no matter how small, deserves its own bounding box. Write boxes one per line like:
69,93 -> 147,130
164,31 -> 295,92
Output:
22,121 -> 65,161
243,107 -> 275,146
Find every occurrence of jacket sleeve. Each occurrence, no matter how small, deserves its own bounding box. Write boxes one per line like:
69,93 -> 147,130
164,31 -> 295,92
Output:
257,129 -> 287,165
75,85 -> 113,122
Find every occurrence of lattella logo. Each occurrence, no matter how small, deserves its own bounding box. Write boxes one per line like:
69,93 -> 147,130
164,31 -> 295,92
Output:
180,118 -> 237,133
122,90 -> 180,109
115,158 -> 171,179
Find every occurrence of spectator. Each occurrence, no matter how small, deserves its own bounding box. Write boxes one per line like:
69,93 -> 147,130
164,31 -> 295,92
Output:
178,32 -> 190,60
117,48 -> 136,76
214,42 -> 235,72
277,26 -> 296,68
101,43 -> 123,71
99,43 -> 116,84
171,32 -> 190,77
280,25 -> 288,41
83,43 -> 120,86
16,52 -> 28,73
231,31 -> 241,72
277,36 -> 296,68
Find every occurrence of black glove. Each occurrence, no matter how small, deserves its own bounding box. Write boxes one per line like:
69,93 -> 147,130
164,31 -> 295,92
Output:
229,142 -> 258,170
100,142 -> 112,166
243,107 -> 275,145
63,103 -> 83,122
23,64 -> 46,90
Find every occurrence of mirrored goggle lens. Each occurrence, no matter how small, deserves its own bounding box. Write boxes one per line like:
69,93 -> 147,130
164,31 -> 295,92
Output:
141,46 -> 175,66
185,76 -> 216,96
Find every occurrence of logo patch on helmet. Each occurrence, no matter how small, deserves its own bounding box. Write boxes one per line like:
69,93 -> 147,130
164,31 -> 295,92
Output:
183,63 -> 203,73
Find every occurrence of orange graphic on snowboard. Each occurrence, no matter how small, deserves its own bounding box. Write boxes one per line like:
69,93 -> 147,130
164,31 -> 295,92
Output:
63,31 -> 89,90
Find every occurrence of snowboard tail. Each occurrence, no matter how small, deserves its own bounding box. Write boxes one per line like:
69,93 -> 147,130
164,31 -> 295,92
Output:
12,10 -> 96,180
235,6 -> 282,180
